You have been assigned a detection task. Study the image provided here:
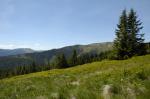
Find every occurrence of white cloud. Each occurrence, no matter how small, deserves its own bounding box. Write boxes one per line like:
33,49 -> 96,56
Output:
0,44 -> 15,49
0,43 -> 43,50
34,43 -> 40,47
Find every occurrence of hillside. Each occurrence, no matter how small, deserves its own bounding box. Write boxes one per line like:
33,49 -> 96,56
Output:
0,55 -> 150,99
0,42 -> 113,68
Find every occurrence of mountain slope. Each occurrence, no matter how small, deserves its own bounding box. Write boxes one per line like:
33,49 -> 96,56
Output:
0,42 -> 113,68
0,55 -> 150,99
0,48 -> 35,57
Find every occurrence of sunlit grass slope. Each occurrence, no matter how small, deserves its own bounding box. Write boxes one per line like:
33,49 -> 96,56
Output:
0,55 -> 150,99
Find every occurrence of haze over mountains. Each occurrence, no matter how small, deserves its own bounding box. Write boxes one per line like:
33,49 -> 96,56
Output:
0,42 -> 113,68
0,48 -> 36,57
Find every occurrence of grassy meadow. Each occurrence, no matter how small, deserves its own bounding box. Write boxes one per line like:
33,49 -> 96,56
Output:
0,55 -> 150,99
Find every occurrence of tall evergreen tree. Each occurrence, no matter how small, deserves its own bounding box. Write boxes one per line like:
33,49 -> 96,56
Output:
114,9 -> 145,59
127,9 -> 145,56
114,10 -> 129,59
31,61 -> 37,72
55,53 -> 68,68
69,49 -> 78,66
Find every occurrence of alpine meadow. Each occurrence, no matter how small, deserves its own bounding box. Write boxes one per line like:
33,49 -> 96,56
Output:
0,0 -> 150,99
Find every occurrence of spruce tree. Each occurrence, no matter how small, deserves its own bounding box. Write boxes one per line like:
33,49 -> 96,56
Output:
114,10 -> 129,59
69,49 -> 78,66
61,53 -> 68,68
31,61 -> 36,72
114,9 -> 145,59
55,53 -> 68,68
127,9 -> 145,56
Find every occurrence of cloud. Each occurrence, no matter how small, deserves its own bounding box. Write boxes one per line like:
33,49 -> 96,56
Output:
0,43 -> 42,50
0,44 -> 15,49
34,43 -> 40,47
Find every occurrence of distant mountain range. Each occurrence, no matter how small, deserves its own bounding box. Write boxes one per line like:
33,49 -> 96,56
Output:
0,42 -> 113,69
0,48 -> 36,57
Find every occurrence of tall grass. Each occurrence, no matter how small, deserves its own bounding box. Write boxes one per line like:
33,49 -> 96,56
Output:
0,55 -> 150,99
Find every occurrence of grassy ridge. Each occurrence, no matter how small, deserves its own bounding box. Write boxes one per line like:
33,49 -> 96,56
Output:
0,55 -> 150,99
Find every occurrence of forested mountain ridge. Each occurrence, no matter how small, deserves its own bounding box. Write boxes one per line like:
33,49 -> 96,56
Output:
0,42 -> 113,69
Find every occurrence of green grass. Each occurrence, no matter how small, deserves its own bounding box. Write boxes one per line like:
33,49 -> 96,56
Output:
0,55 -> 150,99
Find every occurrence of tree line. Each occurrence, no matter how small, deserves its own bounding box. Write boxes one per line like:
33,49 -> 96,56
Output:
0,49 -> 114,79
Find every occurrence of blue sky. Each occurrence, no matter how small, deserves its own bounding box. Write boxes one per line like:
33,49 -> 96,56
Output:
0,0 -> 150,50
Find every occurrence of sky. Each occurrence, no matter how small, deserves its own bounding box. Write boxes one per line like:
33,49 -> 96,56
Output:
0,0 -> 150,50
